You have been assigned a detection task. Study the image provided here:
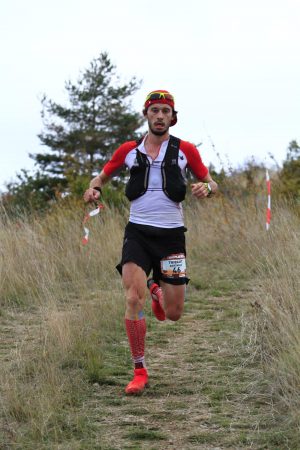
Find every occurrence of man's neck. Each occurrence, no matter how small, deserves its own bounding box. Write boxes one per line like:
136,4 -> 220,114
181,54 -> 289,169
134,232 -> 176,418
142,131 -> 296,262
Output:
146,130 -> 170,146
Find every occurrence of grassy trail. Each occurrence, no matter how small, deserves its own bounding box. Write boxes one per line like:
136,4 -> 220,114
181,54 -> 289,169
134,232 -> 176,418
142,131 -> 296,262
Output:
1,201 -> 300,449
71,285 -> 286,450
0,283 -> 291,449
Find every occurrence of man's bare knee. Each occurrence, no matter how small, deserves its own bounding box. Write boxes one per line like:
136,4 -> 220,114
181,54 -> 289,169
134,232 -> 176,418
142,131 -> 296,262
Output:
126,293 -> 143,310
166,305 -> 183,322
165,310 -> 183,321
122,262 -> 147,317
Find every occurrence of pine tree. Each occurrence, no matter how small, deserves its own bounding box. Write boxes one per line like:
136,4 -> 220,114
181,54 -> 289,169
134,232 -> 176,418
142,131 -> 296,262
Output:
33,52 -> 144,192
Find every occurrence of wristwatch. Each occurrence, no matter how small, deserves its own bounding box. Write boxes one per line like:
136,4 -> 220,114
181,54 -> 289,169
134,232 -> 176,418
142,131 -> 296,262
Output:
204,182 -> 213,197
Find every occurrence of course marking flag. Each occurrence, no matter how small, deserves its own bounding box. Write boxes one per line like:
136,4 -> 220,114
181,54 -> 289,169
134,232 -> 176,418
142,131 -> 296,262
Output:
82,203 -> 104,245
266,169 -> 271,230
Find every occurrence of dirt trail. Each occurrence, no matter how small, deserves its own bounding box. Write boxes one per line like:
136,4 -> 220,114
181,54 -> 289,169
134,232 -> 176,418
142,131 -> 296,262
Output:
0,287 -> 275,449
84,288 -> 270,450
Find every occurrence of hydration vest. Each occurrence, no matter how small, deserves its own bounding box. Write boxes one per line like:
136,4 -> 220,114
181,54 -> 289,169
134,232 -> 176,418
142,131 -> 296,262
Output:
125,135 -> 187,203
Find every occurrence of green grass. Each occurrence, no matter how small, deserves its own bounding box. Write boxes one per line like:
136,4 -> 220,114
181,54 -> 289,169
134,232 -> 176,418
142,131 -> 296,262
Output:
125,427 -> 167,441
2,199 -> 300,449
187,431 -> 227,444
2,282 -> 297,449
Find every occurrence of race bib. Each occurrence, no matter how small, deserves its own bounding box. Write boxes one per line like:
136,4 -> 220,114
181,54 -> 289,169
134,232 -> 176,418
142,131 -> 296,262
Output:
160,253 -> 186,278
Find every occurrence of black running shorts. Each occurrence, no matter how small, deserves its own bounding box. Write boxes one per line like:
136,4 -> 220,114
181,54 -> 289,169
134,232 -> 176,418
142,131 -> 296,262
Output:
116,222 -> 189,285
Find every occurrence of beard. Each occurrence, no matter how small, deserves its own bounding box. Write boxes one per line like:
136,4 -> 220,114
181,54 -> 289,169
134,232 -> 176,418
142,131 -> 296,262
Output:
149,122 -> 169,136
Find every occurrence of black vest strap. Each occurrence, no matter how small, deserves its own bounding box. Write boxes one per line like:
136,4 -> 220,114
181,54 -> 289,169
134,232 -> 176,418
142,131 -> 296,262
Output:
163,135 -> 181,166
161,135 -> 186,203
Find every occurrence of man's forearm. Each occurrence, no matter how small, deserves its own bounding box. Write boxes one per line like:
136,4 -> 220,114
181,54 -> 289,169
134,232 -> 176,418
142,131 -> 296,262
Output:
89,170 -> 109,189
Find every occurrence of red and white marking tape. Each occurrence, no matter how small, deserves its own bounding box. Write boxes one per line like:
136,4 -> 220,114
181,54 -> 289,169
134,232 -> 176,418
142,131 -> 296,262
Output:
82,203 -> 104,245
266,169 -> 271,230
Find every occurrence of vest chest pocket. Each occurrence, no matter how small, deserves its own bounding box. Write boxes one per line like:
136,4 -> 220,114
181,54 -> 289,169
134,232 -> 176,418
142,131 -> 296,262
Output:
161,162 -> 186,203
125,151 -> 150,201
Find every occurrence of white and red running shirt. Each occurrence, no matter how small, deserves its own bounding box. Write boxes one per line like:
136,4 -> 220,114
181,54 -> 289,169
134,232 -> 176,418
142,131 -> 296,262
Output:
103,135 -> 208,228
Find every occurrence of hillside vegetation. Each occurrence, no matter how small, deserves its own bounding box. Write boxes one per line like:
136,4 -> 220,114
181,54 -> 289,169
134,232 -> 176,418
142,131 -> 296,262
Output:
1,194 -> 300,449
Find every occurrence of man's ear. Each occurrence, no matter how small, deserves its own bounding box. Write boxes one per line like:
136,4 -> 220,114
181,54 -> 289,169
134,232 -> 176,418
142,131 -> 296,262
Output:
170,110 -> 178,127
143,108 -> 147,117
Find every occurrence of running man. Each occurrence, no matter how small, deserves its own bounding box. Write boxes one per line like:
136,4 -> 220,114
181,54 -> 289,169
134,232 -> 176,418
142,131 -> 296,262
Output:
83,90 -> 218,394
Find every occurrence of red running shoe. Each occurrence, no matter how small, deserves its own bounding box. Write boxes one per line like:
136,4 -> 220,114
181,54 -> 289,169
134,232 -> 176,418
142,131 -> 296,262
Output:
147,279 -> 166,321
125,368 -> 149,395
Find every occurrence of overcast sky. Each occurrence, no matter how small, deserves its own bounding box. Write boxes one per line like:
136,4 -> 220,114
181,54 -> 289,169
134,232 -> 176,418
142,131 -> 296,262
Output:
1,0 -> 299,190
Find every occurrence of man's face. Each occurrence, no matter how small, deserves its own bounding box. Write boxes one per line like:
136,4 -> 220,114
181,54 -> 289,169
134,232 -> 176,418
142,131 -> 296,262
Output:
146,103 -> 174,136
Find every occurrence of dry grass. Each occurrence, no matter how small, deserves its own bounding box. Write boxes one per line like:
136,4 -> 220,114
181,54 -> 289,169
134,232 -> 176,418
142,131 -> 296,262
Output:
189,197 -> 300,434
0,201 -> 126,306
1,194 -> 300,448
0,201 -> 128,447
243,201 -> 300,426
189,196 -> 300,431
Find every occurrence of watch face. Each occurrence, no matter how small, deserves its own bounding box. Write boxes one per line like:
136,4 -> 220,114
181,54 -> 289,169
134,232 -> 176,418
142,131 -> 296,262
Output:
205,182 -> 212,196
204,182 -> 211,193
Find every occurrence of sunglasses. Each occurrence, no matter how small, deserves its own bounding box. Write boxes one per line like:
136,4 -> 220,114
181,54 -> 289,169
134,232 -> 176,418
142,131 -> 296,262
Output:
146,92 -> 174,102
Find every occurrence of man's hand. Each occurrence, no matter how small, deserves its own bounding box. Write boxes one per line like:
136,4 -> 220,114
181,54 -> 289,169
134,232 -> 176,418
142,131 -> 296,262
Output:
83,187 -> 101,203
191,182 -> 211,199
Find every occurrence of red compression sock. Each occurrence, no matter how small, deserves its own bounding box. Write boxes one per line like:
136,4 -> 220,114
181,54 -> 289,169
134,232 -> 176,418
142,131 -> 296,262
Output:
125,317 -> 146,367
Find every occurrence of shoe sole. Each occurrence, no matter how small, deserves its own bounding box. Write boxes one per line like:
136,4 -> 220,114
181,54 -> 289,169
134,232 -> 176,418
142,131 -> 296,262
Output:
125,383 -> 149,395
